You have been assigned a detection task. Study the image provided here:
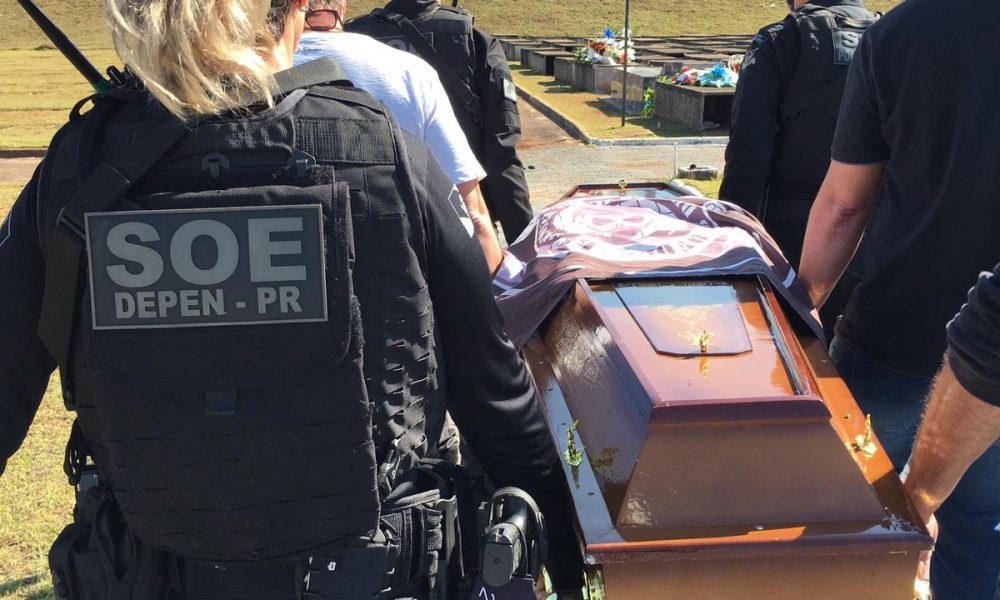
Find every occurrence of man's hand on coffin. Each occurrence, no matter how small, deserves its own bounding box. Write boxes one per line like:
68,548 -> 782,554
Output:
799,160 -> 882,308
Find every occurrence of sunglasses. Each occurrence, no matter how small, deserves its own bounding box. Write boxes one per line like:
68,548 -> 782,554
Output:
306,8 -> 342,31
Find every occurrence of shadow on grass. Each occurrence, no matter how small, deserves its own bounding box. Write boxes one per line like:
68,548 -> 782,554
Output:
537,80 -> 576,94
0,574 -> 46,597
581,99 -> 706,137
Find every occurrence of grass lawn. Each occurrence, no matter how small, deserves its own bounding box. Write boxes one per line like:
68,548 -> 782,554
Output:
0,378 -> 71,600
0,0 -> 901,149
0,0 -> 903,49
0,48 -> 120,149
511,62 -> 726,141
679,177 -> 721,199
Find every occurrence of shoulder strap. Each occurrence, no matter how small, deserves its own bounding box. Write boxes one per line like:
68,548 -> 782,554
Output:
274,57 -> 352,92
37,58 -> 359,395
373,10 -> 486,126
779,68 -> 848,120
794,4 -> 879,31
37,103 -> 191,404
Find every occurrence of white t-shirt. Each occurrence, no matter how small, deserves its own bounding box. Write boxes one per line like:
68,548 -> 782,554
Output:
295,32 -> 486,185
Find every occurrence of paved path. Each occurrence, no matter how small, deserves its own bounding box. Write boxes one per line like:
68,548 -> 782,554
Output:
0,102 -> 729,204
0,156 -> 41,185
517,101 -> 726,209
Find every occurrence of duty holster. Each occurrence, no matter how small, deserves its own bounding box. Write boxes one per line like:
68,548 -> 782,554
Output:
49,487 -> 167,600
50,461 -> 479,600
304,461 -> 475,600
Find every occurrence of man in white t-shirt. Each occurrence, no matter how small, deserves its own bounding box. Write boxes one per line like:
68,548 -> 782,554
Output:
294,1 -> 502,270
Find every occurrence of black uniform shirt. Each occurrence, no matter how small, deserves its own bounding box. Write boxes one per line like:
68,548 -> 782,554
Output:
353,0 -> 534,239
720,14 -> 800,214
720,0 -> 870,215
832,0 -> 1000,376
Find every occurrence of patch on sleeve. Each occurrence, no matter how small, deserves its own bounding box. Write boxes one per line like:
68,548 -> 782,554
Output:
447,186 -> 475,238
502,77 -> 518,103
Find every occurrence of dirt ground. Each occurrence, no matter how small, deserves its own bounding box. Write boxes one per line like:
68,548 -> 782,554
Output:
0,156 -> 39,185
0,102 -> 727,205
517,101 -> 725,208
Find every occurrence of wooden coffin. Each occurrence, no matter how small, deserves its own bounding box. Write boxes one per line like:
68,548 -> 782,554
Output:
527,275 -> 931,599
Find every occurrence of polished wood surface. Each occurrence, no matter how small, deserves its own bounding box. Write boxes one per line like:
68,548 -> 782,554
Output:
616,282 -> 752,356
558,182 -> 691,200
527,272 -> 931,599
593,279 -> 795,401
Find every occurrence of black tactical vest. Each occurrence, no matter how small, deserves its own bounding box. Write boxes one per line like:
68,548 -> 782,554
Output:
37,66 -> 442,565
770,3 -> 877,195
349,5 -> 475,88
346,4 -> 484,143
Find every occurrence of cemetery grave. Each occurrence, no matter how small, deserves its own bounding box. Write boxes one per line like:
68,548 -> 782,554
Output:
503,34 -> 748,137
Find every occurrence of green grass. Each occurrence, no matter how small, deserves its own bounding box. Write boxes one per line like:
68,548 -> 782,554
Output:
680,177 -> 721,198
0,0 -> 903,50
0,0 -> 901,149
0,379 -> 70,600
0,47 -> 120,149
1,184 -> 25,209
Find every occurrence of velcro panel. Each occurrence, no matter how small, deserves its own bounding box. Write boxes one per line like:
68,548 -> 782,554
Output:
297,118 -> 396,165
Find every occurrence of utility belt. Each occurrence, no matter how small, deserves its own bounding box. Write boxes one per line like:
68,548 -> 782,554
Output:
49,461 -> 477,600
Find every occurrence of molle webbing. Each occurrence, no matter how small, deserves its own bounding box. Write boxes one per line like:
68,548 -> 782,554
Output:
40,59 -> 442,566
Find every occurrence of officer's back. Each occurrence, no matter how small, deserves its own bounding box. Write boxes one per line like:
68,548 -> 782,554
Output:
346,0 -> 536,241
720,0 -> 878,265
0,0 -> 582,598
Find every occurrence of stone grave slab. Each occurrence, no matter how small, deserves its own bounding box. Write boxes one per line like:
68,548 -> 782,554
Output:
578,63 -> 619,93
608,65 -> 663,104
653,81 -> 735,132
553,56 -> 582,86
528,49 -> 575,76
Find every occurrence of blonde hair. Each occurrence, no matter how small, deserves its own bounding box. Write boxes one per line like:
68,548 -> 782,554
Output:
104,0 -> 295,119
311,0 -> 346,11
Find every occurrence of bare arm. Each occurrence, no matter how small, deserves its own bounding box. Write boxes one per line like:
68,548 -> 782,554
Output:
903,360 -> 1000,522
798,160 -> 883,308
456,179 -> 503,273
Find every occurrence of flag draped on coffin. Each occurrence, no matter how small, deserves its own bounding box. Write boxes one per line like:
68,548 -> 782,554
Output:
493,194 -> 822,349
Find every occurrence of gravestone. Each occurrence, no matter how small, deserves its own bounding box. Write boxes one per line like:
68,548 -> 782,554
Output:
553,56 -> 582,86
578,63 -> 619,93
511,41 -> 544,63
608,65 -> 663,107
653,80 -> 735,132
528,49 -> 575,76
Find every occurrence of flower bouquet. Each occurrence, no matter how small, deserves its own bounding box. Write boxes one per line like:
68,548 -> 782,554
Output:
665,63 -> 739,88
574,27 -> 636,66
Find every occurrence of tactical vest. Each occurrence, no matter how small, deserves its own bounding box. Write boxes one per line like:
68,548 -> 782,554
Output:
770,3 -> 878,195
351,5 -> 474,87
37,61 -> 442,566
346,5 -> 484,132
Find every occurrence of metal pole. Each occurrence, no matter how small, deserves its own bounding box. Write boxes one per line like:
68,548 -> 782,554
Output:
16,0 -> 110,91
620,0 -> 631,126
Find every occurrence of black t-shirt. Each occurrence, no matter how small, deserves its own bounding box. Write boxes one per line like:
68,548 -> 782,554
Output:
831,0 -> 1000,375
947,262 -> 1000,408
